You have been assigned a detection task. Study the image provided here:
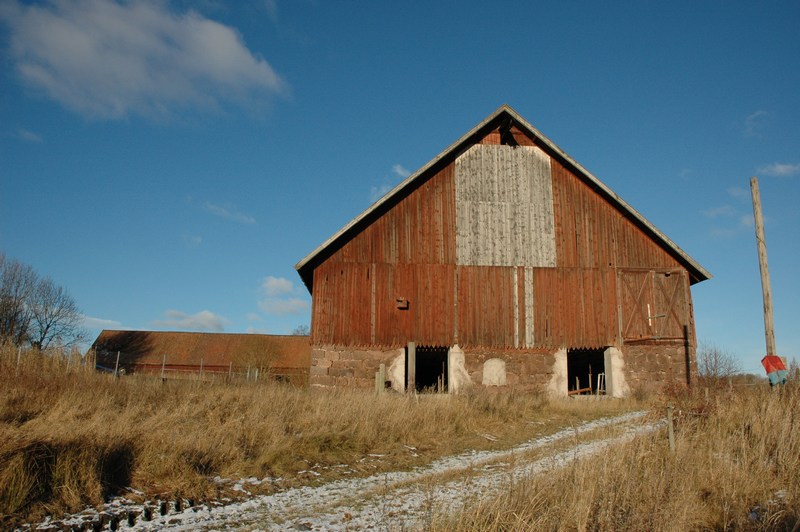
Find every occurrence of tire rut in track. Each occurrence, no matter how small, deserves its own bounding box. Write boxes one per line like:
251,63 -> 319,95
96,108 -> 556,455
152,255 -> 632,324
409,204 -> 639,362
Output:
128,410 -> 657,531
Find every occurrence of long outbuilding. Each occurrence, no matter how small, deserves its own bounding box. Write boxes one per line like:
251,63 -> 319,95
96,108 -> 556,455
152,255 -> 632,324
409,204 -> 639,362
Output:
295,105 -> 711,396
91,330 -> 310,384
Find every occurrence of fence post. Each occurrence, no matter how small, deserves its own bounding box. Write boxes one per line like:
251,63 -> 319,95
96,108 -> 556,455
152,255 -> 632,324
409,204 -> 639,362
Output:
114,351 -> 120,378
407,342 -> 416,394
667,405 -> 676,452
161,354 -> 166,383
374,363 -> 386,394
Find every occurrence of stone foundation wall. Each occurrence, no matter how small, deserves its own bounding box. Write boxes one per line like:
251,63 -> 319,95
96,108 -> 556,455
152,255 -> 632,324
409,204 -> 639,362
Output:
311,344 -> 555,391
621,341 -> 695,391
311,342 -> 696,395
460,348 -> 555,391
310,346 -> 403,389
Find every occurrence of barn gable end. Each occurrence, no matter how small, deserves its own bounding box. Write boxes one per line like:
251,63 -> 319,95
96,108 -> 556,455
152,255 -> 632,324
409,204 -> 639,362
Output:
297,105 -> 710,395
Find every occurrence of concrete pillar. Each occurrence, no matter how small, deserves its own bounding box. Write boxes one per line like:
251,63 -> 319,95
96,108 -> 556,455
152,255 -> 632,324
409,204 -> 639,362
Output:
388,349 -> 406,392
604,347 -> 630,398
547,348 -> 568,397
447,344 -> 471,394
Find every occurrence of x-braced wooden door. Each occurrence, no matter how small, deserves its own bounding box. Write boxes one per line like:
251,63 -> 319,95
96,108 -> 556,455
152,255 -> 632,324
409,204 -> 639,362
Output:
618,269 -> 689,342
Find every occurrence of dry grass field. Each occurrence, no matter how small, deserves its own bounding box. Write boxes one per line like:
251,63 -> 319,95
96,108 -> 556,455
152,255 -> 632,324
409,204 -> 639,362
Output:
4,343 -> 796,530
432,377 -> 800,531
0,344 -> 636,528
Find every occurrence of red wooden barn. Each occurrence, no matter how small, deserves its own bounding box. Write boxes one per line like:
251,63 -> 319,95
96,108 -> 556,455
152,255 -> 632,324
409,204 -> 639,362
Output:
295,105 -> 710,396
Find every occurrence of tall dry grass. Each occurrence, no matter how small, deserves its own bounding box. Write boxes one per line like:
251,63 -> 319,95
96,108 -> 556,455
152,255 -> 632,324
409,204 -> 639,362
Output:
0,344 -> 636,525
434,382 -> 800,531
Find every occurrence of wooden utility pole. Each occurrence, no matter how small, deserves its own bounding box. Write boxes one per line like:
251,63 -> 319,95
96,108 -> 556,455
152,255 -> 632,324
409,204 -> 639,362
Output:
750,177 -> 777,356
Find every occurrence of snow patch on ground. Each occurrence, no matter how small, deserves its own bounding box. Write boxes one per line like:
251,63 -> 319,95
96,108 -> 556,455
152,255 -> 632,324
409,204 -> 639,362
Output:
28,411 -> 656,531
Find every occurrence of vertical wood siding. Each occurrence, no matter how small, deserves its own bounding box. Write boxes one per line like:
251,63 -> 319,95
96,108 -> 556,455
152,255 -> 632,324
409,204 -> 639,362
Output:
454,144 -> 556,267
311,126 -> 694,352
456,266 -> 516,348
327,164 -> 456,265
312,261 -> 455,347
551,159 -> 681,270
531,268 -> 618,349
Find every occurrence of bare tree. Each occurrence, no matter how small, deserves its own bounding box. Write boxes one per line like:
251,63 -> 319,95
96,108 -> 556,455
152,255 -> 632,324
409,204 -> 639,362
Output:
0,254 -> 85,349
697,343 -> 741,385
291,324 -> 310,336
0,254 -> 37,345
28,276 -> 86,349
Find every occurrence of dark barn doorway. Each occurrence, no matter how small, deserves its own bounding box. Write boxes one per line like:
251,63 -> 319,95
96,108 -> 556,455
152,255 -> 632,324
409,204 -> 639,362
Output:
406,345 -> 448,393
567,348 -> 606,395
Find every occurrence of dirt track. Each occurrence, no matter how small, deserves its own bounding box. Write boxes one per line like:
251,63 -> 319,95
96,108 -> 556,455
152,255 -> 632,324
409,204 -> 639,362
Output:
104,410 -> 657,531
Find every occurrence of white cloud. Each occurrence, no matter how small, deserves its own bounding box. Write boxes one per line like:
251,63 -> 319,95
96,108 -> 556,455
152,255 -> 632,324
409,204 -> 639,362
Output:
152,309 -> 228,331
744,110 -> 768,137
246,312 -> 262,322
263,0 -> 278,22
370,182 -> 393,203
1,0 -> 287,120
257,275 -> 309,315
258,297 -> 309,315
262,276 -> 294,297
183,234 -> 202,246
202,201 -> 256,224
392,164 -> 411,178
727,186 -> 750,200
701,205 -> 735,218
17,128 -> 43,142
757,162 -> 800,177
369,163 -> 412,202
82,315 -> 123,330
708,212 -> 758,238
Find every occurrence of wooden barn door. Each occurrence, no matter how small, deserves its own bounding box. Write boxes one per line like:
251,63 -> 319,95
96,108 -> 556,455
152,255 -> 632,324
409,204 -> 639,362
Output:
618,269 -> 689,341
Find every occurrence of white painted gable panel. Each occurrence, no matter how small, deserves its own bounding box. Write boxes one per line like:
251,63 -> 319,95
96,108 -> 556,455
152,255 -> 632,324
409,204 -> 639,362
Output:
455,144 -> 556,267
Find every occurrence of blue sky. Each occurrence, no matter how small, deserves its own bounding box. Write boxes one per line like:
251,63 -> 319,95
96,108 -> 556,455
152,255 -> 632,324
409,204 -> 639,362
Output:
1,1 -> 797,375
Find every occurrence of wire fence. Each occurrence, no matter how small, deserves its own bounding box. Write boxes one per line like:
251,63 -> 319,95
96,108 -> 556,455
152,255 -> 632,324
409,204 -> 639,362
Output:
1,344 -> 307,386
93,350 -> 308,386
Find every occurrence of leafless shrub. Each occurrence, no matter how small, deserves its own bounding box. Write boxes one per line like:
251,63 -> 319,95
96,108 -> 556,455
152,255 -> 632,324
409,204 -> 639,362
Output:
697,342 -> 741,386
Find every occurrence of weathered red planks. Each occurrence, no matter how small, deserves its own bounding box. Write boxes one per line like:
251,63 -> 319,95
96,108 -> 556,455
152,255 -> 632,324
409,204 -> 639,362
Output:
533,268 -> 617,349
327,164 -> 456,266
551,159 -> 680,271
310,127 -> 693,352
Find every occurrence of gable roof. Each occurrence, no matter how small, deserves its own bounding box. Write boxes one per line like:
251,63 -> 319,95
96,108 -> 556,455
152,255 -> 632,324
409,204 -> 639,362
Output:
295,104 -> 711,289
91,329 -> 310,371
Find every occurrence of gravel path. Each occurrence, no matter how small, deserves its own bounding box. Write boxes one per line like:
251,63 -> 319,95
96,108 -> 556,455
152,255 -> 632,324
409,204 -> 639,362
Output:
109,410 -> 657,531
